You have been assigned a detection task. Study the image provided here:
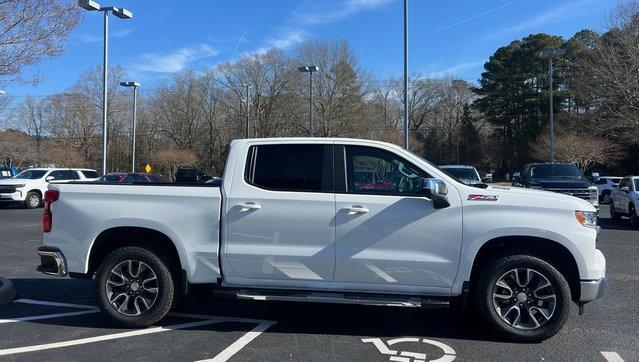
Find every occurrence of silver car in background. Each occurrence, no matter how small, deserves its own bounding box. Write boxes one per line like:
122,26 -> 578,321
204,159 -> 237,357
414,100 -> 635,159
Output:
439,165 -> 483,185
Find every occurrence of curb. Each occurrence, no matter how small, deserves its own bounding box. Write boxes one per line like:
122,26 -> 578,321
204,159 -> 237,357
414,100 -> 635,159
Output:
0,276 -> 16,305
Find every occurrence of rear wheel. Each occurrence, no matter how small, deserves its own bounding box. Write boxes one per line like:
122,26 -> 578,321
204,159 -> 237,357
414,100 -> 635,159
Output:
473,255 -> 571,342
24,191 -> 41,209
95,246 -> 175,328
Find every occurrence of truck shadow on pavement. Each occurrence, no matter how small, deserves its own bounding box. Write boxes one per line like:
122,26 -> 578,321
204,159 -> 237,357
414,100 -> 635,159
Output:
7,278 -> 514,344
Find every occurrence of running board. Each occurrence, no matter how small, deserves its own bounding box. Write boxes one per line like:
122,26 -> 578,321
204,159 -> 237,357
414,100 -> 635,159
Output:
235,290 -> 449,308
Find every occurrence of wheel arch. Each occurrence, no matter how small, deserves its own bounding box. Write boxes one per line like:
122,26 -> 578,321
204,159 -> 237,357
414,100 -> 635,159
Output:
86,226 -> 183,281
467,236 -> 581,302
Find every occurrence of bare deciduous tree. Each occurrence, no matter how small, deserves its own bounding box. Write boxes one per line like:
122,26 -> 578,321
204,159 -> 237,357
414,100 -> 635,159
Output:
533,133 -> 621,171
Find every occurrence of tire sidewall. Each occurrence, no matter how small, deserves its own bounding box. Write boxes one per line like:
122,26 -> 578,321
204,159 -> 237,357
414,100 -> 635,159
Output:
95,247 -> 175,328
475,255 -> 571,342
630,205 -> 638,227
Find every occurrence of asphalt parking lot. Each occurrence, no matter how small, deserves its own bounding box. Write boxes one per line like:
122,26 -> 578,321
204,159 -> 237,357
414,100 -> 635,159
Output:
0,206 -> 637,361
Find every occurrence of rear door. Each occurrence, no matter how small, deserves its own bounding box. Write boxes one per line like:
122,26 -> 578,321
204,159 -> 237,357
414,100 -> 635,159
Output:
222,143 -> 336,287
333,144 -> 462,293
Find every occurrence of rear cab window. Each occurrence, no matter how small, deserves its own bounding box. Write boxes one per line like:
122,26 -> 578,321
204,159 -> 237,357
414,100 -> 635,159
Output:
80,170 -> 99,179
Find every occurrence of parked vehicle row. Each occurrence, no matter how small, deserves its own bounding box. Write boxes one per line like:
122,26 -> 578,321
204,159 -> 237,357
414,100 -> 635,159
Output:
99,172 -> 161,183
592,175 -> 622,204
0,168 -> 99,208
38,138 -> 605,342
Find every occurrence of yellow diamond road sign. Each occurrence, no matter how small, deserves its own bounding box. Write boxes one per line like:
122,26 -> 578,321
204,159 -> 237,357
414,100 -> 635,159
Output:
145,164 -> 152,173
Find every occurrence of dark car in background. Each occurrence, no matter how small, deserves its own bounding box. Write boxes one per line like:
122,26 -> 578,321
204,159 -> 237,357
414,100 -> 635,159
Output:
512,163 -> 599,207
175,168 -> 212,183
99,172 -> 161,183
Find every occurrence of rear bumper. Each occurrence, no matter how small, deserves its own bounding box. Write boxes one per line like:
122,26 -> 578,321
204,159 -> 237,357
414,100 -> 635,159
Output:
579,277 -> 607,302
37,247 -> 68,277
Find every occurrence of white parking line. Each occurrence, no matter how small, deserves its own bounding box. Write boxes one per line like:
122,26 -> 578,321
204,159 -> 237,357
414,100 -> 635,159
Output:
197,321 -> 277,362
601,351 -> 625,362
0,309 -> 99,324
0,318 -> 224,356
3,298 -> 277,360
14,298 -> 96,309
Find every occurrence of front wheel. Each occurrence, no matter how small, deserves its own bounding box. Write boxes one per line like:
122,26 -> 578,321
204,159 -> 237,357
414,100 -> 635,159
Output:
95,246 -> 176,328
24,191 -> 41,209
473,255 -> 571,342
629,205 -> 638,228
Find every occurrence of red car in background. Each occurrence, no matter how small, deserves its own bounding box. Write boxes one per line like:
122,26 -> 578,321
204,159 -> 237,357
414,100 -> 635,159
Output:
353,168 -> 395,191
99,172 -> 161,183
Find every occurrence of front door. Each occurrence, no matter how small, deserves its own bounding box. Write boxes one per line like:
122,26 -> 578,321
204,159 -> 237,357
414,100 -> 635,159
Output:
333,145 -> 462,292
223,143 -> 336,287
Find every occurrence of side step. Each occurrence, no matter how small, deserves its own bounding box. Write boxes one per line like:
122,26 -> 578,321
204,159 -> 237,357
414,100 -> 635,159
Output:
235,289 -> 449,308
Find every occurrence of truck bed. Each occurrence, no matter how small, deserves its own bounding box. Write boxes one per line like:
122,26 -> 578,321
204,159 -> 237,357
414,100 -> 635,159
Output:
44,182 -> 223,284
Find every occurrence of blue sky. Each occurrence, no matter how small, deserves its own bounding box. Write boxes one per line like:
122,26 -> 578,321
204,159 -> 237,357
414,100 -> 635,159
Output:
5,0 -> 618,99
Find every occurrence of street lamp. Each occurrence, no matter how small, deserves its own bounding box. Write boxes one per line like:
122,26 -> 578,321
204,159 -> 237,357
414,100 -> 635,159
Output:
539,48 -> 566,163
403,0 -> 409,150
242,83 -> 251,138
298,65 -> 319,137
120,81 -> 140,173
78,0 -> 133,175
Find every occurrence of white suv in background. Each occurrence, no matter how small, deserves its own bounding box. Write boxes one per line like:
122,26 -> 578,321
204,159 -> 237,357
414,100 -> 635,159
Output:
0,168 -> 99,208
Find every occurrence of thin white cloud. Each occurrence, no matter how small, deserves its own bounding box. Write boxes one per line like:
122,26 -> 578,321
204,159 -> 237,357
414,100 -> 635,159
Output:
78,28 -> 134,43
135,44 -> 219,73
428,60 -> 484,78
485,0 -> 596,39
253,29 -> 307,55
295,0 -> 393,25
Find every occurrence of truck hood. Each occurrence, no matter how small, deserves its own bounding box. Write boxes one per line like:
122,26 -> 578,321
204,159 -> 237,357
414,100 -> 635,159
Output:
0,178 -> 37,186
529,178 -> 591,189
464,184 -> 596,212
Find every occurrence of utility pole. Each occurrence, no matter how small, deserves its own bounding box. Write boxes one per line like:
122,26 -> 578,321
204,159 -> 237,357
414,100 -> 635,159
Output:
540,48 -> 565,163
120,82 -> 140,172
403,0 -> 409,150
298,66 -> 319,137
242,83 -> 251,138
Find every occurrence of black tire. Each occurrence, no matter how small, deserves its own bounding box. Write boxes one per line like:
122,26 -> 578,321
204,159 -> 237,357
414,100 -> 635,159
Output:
95,246 -> 176,328
24,191 -> 41,209
629,204 -> 638,228
472,255 -> 571,342
610,203 -> 621,221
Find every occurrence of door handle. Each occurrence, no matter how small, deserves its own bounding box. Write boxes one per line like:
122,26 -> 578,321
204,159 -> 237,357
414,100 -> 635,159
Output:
344,206 -> 369,215
238,202 -> 261,211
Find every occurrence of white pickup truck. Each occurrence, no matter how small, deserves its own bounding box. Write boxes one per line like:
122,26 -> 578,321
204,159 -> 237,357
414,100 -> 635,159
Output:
37,138 -> 606,342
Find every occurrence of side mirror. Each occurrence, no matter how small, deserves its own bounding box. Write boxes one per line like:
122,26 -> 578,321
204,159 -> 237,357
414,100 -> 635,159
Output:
422,178 -> 450,209
621,186 -> 630,193
45,176 -> 55,182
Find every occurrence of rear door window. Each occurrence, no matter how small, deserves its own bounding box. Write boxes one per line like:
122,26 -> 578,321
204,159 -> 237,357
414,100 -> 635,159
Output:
246,144 -> 332,192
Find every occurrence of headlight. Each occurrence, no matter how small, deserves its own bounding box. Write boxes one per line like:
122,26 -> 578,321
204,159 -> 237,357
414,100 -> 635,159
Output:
575,210 -> 597,228
588,186 -> 598,204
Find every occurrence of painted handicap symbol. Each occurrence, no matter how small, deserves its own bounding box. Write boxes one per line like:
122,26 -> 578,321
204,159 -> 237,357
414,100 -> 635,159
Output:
362,337 -> 456,362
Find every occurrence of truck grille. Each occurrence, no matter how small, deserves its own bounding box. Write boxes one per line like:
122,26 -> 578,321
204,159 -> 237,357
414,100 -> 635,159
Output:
0,185 -> 17,194
545,188 -> 590,200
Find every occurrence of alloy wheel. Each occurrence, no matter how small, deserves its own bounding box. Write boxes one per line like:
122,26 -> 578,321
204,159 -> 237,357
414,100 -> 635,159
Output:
492,268 -> 557,330
28,194 -> 40,208
105,260 -> 159,316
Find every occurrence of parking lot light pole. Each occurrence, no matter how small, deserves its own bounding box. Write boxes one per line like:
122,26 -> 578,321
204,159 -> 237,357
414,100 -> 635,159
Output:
78,0 -> 133,175
120,82 -> 140,173
539,48 -> 566,164
403,0 -> 409,150
242,83 -> 251,138
298,66 -> 319,137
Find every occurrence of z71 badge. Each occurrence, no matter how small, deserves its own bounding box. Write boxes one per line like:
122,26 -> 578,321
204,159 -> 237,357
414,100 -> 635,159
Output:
468,194 -> 499,201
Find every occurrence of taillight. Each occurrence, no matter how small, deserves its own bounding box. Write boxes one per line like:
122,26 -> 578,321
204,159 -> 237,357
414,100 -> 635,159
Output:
43,190 -> 59,233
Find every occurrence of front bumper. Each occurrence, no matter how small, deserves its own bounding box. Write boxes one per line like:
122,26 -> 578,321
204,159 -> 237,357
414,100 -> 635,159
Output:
37,247 -> 68,277
579,277 -> 607,302
0,191 -> 23,202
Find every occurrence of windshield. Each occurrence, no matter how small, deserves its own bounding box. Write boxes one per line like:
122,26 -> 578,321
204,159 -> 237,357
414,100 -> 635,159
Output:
530,164 -> 584,179
441,167 -> 479,181
13,170 -> 47,180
